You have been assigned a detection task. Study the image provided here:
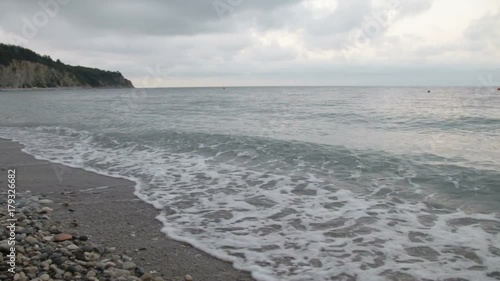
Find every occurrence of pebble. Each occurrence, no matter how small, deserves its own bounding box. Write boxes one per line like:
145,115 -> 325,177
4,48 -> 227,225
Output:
67,244 -> 79,250
140,273 -> 153,281
39,199 -> 54,204
39,273 -> 50,281
185,274 -> 193,281
123,261 -> 137,270
40,206 -> 53,213
53,233 -> 72,241
25,236 -> 38,245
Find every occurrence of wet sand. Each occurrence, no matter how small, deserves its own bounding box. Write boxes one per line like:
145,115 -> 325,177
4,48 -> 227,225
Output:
0,138 -> 255,281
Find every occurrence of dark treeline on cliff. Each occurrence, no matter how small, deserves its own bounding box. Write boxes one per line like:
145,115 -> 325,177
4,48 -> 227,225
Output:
0,43 -> 133,88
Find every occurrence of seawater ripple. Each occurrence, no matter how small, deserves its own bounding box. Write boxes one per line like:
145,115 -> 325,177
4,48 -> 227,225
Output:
1,126 -> 500,281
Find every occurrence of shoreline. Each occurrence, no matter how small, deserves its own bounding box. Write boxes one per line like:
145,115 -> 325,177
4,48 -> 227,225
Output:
0,138 -> 255,281
0,87 -> 134,91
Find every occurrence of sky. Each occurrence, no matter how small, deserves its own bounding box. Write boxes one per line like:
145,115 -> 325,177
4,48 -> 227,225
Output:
0,0 -> 499,87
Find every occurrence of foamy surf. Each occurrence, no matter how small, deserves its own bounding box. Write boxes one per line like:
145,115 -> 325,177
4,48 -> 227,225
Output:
1,126 -> 499,281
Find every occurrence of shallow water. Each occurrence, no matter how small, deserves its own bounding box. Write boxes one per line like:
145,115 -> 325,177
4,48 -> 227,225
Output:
1,87 -> 499,280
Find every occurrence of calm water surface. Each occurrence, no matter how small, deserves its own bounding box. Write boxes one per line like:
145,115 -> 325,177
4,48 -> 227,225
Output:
1,87 -> 499,281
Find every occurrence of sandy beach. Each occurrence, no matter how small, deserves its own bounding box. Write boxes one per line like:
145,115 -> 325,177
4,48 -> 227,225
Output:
0,138 -> 255,281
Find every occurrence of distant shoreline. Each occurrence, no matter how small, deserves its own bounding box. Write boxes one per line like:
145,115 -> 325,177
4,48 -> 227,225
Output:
0,86 -> 134,91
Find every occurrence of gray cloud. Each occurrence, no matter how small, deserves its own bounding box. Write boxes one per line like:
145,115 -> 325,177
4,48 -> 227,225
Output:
0,0 -> 498,86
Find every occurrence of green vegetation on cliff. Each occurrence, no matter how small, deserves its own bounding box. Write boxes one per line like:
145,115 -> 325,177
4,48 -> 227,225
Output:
0,43 -> 134,88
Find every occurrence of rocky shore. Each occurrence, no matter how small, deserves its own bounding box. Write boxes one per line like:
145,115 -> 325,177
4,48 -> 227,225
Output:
0,194 -> 181,281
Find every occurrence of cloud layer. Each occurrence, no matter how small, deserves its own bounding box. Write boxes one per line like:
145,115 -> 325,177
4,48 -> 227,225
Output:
1,0 -> 499,86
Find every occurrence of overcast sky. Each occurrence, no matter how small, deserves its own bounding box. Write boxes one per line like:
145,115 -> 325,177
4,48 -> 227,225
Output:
1,0 -> 499,87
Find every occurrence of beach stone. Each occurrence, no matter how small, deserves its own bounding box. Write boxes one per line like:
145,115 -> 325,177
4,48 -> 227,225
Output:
123,261 -> 136,270
25,236 -> 38,245
49,252 -> 63,259
93,245 -> 106,254
81,245 -> 93,252
54,233 -> 72,242
185,274 -> 193,281
16,272 -> 28,281
40,207 -> 53,213
39,273 -> 50,281
86,270 -> 97,278
15,233 -> 26,241
153,277 -> 165,281
115,269 -> 131,277
50,263 -> 65,275
39,199 -> 54,204
19,227 -> 35,234
39,252 -> 49,261
48,225 -> 61,234
75,250 -> 87,261
79,235 -> 89,241
85,252 -> 100,261
40,214 -> 51,220
16,245 -> 26,254
139,273 -> 152,281
23,266 -> 38,274
42,235 -> 54,242
67,244 -> 79,251
0,242 -> 11,252
40,260 -> 51,270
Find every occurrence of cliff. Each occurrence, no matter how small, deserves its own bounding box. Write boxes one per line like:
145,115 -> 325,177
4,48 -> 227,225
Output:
0,43 -> 134,88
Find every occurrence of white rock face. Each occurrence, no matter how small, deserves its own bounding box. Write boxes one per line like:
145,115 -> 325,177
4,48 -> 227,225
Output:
0,60 -> 82,88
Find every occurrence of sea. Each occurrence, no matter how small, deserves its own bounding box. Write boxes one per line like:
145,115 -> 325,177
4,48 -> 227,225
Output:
1,87 -> 499,281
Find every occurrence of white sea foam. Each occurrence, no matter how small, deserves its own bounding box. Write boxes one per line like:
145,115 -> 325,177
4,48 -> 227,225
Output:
1,126 -> 499,281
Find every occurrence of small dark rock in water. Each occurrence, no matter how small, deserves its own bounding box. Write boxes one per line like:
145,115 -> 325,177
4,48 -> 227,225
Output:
79,235 -> 89,241
487,271 -> 500,278
68,208 -> 75,212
